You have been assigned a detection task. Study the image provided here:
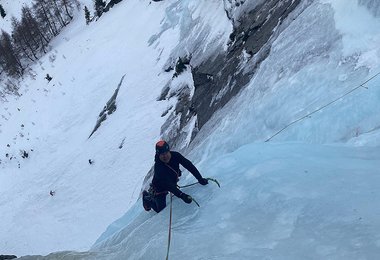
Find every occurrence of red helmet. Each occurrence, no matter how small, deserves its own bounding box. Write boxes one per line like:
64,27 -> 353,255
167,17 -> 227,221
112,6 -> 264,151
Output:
155,140 -> 170,154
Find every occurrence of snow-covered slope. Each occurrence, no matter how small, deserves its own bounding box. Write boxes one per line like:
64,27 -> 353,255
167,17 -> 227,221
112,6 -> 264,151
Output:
1,0 -> 172,255
1,0 -> 380,258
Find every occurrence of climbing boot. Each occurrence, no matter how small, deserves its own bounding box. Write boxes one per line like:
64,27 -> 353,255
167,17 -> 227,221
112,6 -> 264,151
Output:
142,190 -> 152,211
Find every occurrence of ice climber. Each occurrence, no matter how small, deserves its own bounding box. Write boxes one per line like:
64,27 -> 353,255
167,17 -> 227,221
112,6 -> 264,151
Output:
142,140 -> 208,213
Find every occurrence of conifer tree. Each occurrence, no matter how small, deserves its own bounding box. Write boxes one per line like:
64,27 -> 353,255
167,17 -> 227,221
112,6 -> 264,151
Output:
11,16 -> 38,62
0,30 -> 24,76
0,4 -> 6,18
84,6 -> 91,25
62,0 -> 81,21
21,6 -> 50,54
94,0 -> 106,18
33,0 -> 60,37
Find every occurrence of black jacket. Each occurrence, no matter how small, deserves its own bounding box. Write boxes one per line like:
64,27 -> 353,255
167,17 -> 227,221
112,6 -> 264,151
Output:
152,151 -> 202,197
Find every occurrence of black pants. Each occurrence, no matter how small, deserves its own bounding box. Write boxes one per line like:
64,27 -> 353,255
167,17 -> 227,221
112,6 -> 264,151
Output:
151,193 -> 167,213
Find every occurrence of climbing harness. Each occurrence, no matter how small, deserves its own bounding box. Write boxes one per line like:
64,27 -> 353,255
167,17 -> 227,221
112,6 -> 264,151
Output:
265,71 -> 380,142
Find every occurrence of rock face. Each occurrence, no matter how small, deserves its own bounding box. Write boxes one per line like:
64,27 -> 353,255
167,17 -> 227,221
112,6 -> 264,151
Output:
0,255 -> 17,260
89,75 -> 125,138
191,0 -> 301,130
359,0 -> 380,17
160,0 -> 303,149
158,0 -> 304,150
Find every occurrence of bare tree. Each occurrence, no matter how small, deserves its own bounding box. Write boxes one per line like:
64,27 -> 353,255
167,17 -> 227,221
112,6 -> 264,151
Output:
21,6 -> 50,54
33,0 -> 60,37
51,0 -> 68,27
61,0 -> 81,21
11,16 -> 38,62
84,6 -> 91,25
0,30 -> 24,77
0,0 -> 80,78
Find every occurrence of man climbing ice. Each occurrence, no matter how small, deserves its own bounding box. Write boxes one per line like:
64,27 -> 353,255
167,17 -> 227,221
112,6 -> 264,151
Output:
142,140 -> 208,213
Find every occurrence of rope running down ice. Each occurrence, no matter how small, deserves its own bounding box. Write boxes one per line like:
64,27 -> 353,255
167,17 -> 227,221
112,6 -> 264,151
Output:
265,71 -> 380,142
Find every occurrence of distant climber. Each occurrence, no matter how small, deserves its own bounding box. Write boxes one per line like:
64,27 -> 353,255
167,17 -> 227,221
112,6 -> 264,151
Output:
21,150 -> 28,159
50,190 -> 55,196
45,74 -> 52,82
142,140 -> 208,213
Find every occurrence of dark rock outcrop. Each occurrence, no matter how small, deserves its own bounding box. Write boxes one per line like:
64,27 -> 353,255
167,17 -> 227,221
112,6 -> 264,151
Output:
191,0 -> 301,129
359,0 -> 380,17
89,75 -> 125,138
0,255 -> 17,260
155,0 -> 305,151
104,0 -> 123,12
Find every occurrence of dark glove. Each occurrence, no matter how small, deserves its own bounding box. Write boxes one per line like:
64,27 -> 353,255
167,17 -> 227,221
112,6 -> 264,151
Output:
198,178 -> 208,185
180,193 -> 192,204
